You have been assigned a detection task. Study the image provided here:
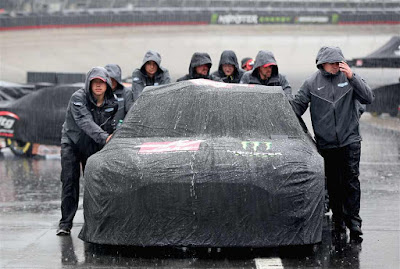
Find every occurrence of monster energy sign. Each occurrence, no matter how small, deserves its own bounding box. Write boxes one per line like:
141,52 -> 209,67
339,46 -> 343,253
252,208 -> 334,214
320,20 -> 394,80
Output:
241,141 -> 271,151
227,141 -> 282,157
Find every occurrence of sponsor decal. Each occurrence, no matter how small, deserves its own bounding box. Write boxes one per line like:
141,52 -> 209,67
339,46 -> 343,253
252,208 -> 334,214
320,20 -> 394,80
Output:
136,140 -> 204,154
228,141 -> 282,157
211,13 -> 295,25
213,14 -> 258,25
331,14 -> 339,24
191,79 -> 254,88
259,16 -> 292,23
241,141 -> 271,151
338,82 -> 348,87
0,111 -> 19,138
295,16 -> 329,24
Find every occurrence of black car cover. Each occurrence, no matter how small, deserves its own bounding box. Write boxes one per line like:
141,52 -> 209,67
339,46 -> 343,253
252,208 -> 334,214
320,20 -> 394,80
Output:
348,36 -> 400,68
79,80 -> 324,247
0,84 -> 81,145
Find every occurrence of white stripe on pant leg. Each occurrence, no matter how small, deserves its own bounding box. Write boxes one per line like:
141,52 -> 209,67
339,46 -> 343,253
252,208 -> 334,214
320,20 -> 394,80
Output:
255,258 -> 284,269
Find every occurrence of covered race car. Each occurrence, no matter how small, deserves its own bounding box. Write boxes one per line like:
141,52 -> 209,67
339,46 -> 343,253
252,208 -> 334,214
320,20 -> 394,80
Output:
348,35 -> 400,117
0,83 -> 82,156
79,79 -> 324,248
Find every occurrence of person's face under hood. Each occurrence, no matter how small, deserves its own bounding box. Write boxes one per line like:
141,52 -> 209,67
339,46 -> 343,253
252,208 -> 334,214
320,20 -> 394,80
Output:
110,78 -> 118,91
322,62 -> 340,75
144,60 -> 159,78
258,65 -> 274,79
91,78 -> 107,99
195,64 -> 210,76
222,64 -> 235,76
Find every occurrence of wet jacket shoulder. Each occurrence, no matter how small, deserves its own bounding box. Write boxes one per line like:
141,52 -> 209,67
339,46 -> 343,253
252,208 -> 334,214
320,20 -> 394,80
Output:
240,70 -> 292,96
113,84 -> 133,122
61,67 -> 118,147
131,51 -> 171,101
240,50 -> 292,95
104,64 -> 134,122
290,46 -> 374,149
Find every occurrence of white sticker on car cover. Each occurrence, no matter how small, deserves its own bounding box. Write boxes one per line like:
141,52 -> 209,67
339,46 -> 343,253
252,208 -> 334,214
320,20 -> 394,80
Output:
136,140 -> 205,154
191,79 -> 254,88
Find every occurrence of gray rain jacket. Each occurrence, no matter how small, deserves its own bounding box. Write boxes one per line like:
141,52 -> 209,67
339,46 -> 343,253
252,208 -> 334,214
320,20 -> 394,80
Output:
131,50 -> 171,101
211,50 -> 244,83
290,46 -> 374,149
105,64 -> 133,123
61,67 -> 118,152
177,52 -> 217,81
240,50 -> 292,96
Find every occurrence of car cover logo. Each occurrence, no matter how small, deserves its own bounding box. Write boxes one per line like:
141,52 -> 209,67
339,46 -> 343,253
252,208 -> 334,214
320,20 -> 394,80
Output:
191,79 -> 254,88
136,140 -> 204,154
227,141 -> 282,157
0,111 -> 19,138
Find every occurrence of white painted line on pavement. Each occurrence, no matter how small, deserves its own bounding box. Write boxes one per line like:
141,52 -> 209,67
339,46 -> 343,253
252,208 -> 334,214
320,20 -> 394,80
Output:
255,258 -> 284,269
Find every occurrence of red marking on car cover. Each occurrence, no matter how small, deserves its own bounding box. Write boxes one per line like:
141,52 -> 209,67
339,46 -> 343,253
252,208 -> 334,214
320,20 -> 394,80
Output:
0,111 -> 20,120
137,140 -> 204,154
191,79 -> 254,88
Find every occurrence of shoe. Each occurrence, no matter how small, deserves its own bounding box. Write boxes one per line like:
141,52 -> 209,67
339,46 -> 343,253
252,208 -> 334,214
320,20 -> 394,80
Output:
350,232 -> 363,243
350,225 -> 363,243
56,227 -> 71,236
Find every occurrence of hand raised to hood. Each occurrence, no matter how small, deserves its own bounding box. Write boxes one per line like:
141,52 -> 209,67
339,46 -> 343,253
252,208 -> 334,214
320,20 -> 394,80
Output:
339,61 -> 353,79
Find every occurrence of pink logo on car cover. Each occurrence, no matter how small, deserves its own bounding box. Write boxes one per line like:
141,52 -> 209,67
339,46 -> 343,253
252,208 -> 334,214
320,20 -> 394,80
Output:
137,140 -> 204,154
191,79 -> 254,88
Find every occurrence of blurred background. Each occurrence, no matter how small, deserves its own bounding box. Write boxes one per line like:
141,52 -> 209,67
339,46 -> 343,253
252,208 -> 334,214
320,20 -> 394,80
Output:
0,0 -> 399,90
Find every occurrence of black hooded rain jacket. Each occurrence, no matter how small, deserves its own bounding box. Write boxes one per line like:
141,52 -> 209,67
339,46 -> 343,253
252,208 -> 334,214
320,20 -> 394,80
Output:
131,50 -> 171,102
211,50 -> 244,83
290,46 -> 374,149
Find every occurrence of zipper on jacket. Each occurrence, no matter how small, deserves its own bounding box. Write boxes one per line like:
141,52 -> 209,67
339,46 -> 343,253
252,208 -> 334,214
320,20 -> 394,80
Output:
331,76 -> 339,147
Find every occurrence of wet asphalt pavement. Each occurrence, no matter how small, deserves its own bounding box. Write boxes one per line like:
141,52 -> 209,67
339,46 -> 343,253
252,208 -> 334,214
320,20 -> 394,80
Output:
0,113 -> 399,269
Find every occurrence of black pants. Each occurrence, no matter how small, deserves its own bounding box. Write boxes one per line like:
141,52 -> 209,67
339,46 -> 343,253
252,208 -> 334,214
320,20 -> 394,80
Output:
319,142 -> 362,230
59,143 -> 88,229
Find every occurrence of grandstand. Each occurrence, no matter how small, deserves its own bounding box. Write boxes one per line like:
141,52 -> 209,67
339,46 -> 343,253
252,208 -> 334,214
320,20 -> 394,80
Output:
0,0 -> 398,29
1,0 -> 399,14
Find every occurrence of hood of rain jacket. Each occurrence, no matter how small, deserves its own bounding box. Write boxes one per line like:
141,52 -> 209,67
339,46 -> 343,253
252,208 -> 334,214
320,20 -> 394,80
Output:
211,50 -> 244,83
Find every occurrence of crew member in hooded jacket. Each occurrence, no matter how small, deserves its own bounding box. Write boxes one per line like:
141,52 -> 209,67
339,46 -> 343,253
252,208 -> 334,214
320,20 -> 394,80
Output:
177,52 -> 218,81
211,50 -> 244,83
290,46 -> 374,242
56,66 -> 118,236
240,50 -> 292,97
131,50 -> 171,102
105,64 -> 133,124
